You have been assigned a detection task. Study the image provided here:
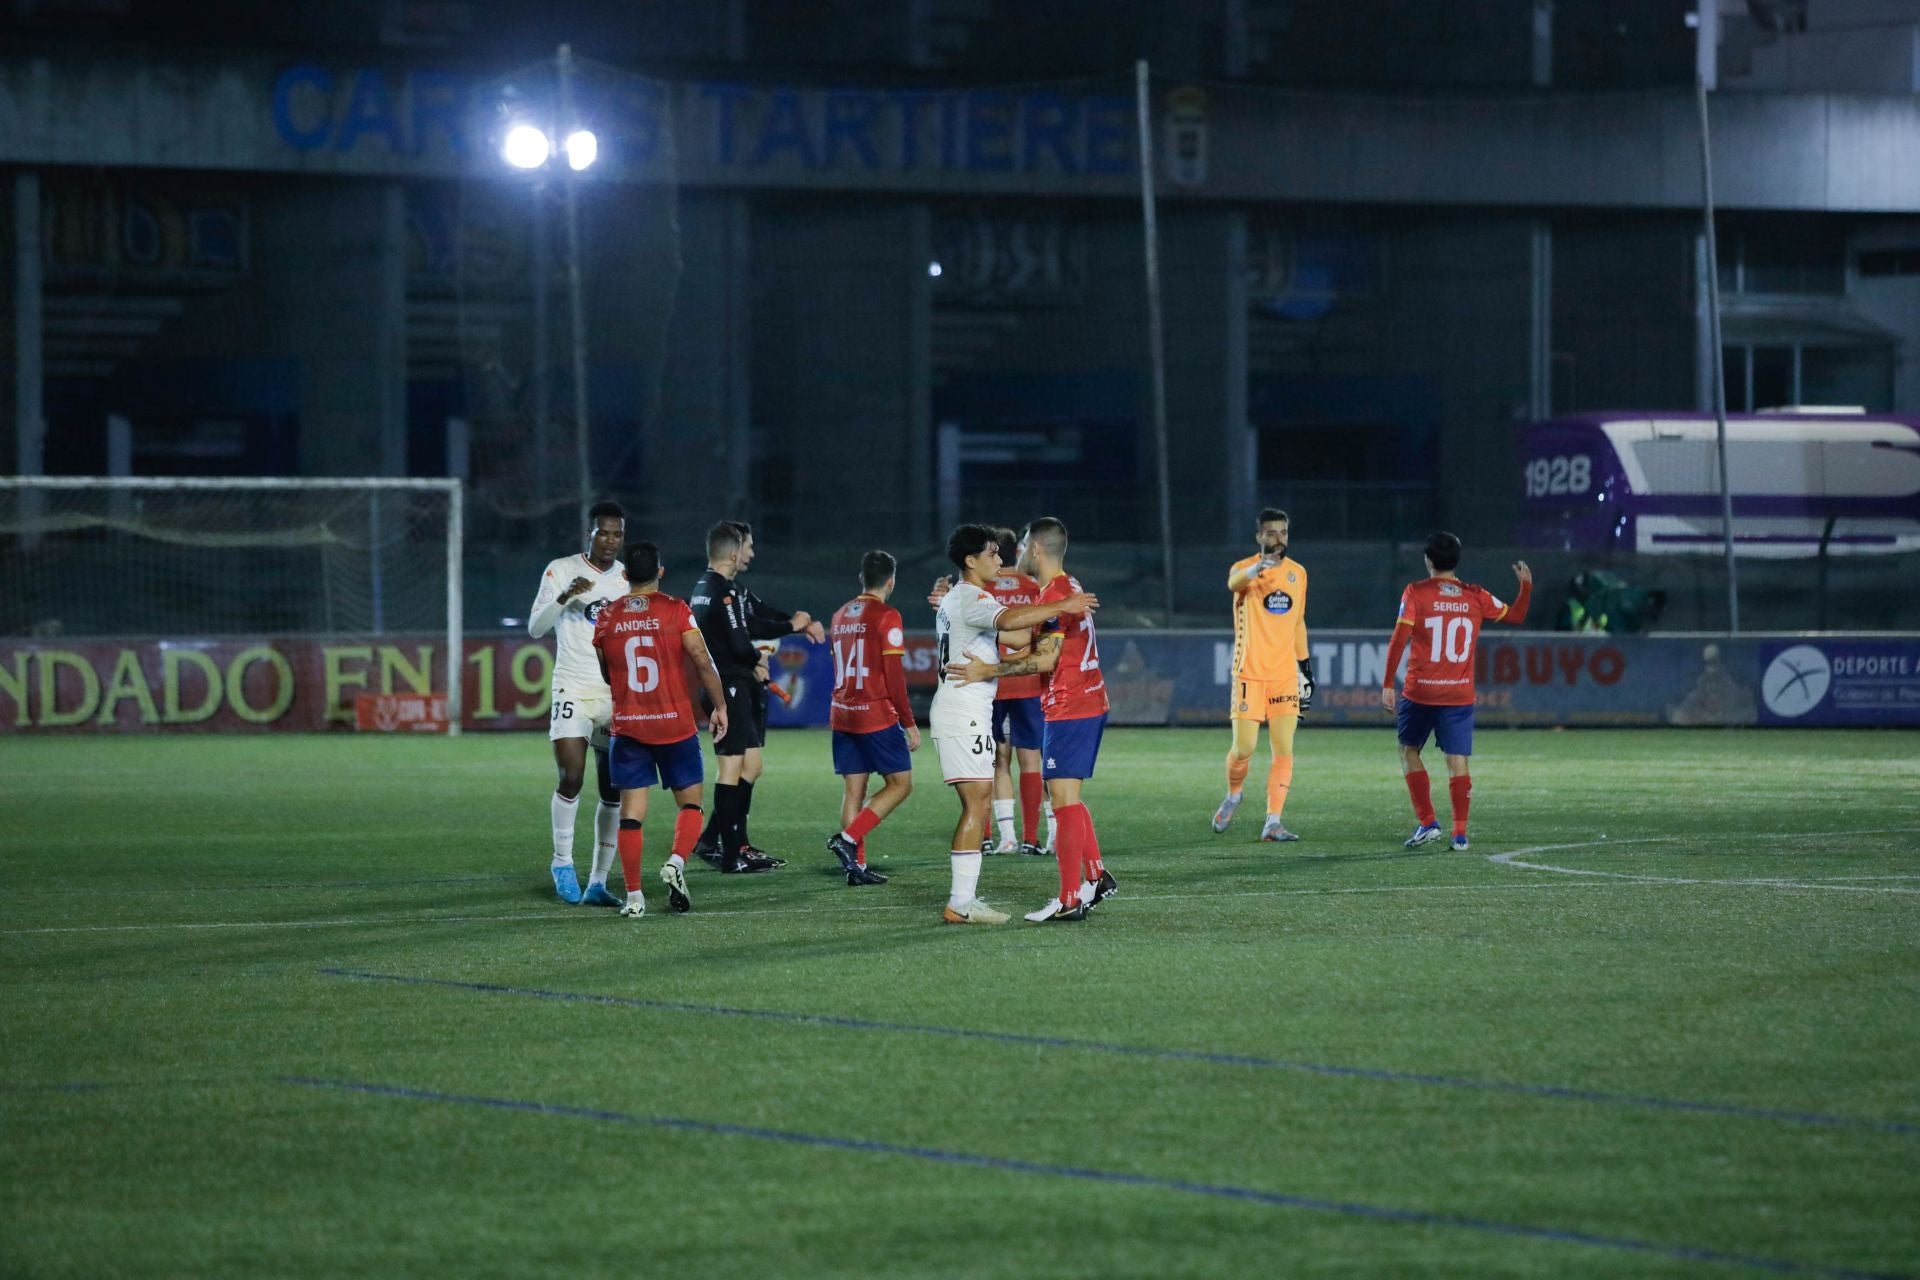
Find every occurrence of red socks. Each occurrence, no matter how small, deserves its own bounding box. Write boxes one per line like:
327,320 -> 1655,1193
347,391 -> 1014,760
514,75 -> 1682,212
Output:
627,808 -> 709,893
1406,771 -> 1471,834
617,823 -> 643,890
845,806 -> 883,844
1449,775 -> 1472,836
1053,802 -> 1089,901
1405,770 -> 1437,826
672,807 -> 703,860
1051,802 -> 1105,902
843,806 -> 886,867
1018,772 -> 1044,844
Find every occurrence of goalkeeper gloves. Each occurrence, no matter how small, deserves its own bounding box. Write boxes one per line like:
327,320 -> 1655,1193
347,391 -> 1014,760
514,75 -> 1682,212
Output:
1297,658 -> 1315,713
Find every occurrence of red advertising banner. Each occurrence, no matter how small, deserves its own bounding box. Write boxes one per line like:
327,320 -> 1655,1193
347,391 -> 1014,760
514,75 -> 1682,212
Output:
354,693 -> 450,733
900,635 -> 942,687
0,634 -> 565,733
8,629 -> 1911,732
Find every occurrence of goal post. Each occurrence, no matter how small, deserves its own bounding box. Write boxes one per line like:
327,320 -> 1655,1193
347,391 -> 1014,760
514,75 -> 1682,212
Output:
0,476 -> 465,734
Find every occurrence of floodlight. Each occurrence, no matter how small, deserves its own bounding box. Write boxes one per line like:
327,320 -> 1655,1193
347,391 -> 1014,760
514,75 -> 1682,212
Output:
564,130 -> 598,171
503,124 -> 551,169
928,261 -> 943,278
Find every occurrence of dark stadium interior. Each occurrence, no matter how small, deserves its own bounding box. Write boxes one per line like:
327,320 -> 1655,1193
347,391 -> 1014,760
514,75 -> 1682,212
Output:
2,0 -> 1917,635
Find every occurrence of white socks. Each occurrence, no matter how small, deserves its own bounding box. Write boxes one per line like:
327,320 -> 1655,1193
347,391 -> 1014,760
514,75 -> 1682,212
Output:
1043,800 -> 1057,851
992,799 -> 1015,843
550,792 -> 579,866
589,802 -> 619,886
949,851 -> 982,908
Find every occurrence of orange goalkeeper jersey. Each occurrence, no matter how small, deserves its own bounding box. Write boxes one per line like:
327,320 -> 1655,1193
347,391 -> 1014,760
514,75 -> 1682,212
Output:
1229,554 -> 1310,681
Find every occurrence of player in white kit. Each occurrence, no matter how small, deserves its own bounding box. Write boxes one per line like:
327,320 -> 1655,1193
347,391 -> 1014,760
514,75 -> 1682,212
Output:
931,524 -> 1097,925
527,501 -> 630,905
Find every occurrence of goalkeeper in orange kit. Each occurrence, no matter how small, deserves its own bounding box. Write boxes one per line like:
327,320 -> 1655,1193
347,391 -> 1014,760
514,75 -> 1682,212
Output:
1213,508 -> 1313,842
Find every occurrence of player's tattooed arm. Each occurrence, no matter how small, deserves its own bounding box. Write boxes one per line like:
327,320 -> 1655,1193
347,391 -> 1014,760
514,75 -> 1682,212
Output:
1025,632 -> 1064,675
945,631 -> 1060,686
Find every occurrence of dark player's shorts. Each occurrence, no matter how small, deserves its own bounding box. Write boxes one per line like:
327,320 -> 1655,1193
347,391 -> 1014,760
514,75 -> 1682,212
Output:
609,733 -> 705,792
991,696 -> 1044,751
1397,698 -> 1475,757
831,725 -> 912,778
708,678 -> 769,756
1041,712 -> 1107,781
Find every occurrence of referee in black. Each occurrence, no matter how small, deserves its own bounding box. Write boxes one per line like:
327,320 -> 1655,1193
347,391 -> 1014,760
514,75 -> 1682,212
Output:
689,519 -> 825,871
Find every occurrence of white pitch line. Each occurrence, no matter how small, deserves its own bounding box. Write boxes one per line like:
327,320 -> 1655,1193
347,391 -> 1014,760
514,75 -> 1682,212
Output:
1488,830 -> 1920,894
1809,875 -> 1920,882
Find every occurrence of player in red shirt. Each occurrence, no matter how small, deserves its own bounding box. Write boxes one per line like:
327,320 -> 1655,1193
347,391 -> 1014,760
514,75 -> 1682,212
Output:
1380,532 -> 1532,851
950,516 -> 1115,923
985,528 -> 1049,856
591,541 -> 730,919
823,551 -> 917,887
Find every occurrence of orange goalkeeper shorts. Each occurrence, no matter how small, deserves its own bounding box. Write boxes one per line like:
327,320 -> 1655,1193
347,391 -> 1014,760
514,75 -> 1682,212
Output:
1231,676 -> 1299,723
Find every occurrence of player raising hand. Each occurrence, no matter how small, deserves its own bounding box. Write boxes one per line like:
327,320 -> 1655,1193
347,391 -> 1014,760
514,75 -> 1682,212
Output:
1214,508 -> 1314,843
1382,532 -> 1532,851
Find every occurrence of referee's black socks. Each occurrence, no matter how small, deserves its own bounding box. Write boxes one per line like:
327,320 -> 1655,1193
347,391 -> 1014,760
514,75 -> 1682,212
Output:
701,784 -> 729,848
710,782 -> 742,856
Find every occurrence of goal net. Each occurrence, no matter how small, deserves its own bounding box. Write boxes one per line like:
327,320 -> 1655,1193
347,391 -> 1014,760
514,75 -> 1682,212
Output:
0,477 -> 463,717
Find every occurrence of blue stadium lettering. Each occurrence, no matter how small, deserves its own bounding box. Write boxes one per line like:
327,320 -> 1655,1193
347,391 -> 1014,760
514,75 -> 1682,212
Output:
706,84 -> 1130,175
272,72 -> 1130,175
334,69 -> 404,153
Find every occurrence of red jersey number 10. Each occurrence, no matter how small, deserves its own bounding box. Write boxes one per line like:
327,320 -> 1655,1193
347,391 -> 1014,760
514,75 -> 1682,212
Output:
1423,615 -> 1475,664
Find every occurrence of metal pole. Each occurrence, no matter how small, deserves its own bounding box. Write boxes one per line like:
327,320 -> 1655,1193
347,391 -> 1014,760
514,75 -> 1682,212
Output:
557,44 -> 593,525
531,190 -> 552,512
368,490 -> 385,635
15,172 -> 45,549
446,479 -> 464,736
1695,75 -> 1739,633
1135,59 -> 1176,625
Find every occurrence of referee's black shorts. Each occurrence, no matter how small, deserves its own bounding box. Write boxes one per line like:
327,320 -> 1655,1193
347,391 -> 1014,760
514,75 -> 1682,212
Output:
707,677 -> 769,756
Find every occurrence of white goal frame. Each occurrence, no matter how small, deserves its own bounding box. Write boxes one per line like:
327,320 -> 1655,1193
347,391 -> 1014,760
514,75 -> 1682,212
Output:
0,476 -> 466,735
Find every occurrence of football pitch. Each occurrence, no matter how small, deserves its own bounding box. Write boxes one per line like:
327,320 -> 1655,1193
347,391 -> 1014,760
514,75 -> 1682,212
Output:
2,726 -> 1917,1279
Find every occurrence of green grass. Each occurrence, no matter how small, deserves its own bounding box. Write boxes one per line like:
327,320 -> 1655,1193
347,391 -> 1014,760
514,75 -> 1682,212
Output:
3,727 -> 1917,1279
